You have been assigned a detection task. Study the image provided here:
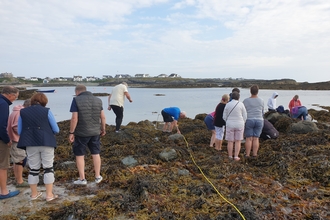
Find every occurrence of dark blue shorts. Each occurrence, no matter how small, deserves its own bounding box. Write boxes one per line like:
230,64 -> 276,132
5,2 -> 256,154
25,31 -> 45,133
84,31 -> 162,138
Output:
161,110 -> 174,122
73,135 -> 101,156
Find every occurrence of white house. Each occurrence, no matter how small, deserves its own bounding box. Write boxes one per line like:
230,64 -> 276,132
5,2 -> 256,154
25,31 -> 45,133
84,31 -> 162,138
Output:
30,77 -> 38,81
135,74 -> 150,78
73,76 -> 83,82
86,76 -> 96,81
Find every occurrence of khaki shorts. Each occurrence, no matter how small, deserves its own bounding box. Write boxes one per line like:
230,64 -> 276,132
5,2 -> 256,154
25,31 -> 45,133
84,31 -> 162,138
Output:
0,140 -> 10,169
10,142 -> 26,163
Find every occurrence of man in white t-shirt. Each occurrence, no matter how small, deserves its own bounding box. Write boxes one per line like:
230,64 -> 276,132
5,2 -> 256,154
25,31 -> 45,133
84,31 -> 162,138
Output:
107,82 -> 133,132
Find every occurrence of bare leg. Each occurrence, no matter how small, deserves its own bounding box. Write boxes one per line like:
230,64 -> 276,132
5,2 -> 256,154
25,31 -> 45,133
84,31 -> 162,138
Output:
0,169 -> 8,195
215,139 -> 223,150
244,137 -> 252,156
75,156 -> 85,180
252,137 -> 259,157
227,141 -> 234,158
30,184 -> 38,198
234,140 -> 241,160
45,183 -> 54,199
92,154 -> 101,178
210,130 -> 216,147
14,163 -> 24,184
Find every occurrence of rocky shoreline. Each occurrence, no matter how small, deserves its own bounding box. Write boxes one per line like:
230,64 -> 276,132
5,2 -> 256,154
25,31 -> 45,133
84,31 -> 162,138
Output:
2,78 -> 330,90
1,109 -> 330,219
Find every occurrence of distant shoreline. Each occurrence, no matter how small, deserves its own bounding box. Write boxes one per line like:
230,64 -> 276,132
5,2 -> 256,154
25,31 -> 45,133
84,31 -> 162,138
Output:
1,78 -> 330,90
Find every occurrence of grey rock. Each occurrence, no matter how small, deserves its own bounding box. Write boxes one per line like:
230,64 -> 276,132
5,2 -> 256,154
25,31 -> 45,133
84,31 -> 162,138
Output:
122,156 -> 138,166
159,148 -> 178,161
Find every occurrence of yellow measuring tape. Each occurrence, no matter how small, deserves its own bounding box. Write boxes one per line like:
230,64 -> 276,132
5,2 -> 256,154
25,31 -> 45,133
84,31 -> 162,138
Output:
182,136 -> 246,220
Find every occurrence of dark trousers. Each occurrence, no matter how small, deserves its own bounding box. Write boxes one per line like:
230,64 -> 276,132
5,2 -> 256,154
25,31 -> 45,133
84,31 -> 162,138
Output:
111,105 -> 124,131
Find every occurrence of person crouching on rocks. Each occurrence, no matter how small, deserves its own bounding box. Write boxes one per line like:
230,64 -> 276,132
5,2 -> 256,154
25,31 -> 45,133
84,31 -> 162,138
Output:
161,107 -> 186,134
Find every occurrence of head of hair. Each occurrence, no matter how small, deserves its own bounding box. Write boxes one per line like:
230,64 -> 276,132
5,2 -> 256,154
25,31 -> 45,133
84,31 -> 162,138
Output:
294,95 -> 299,100
30,93 -> 48,107
232,88 -> 240,93
122,82 -> 128,87
180,111 -> 186,118
231,91 -> 240,100
23,98 -> 31,107
2,86 -> 19,95
221,94 -> 229,103
250,85 -> 259,95
75,84 -> 87,93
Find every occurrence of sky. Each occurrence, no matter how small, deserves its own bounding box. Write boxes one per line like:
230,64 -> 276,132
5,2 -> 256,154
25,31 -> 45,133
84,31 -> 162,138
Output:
1,0 -> 330,83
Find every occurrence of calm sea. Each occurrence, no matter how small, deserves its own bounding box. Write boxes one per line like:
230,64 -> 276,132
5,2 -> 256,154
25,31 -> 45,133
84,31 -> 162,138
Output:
10,86 -> 330,125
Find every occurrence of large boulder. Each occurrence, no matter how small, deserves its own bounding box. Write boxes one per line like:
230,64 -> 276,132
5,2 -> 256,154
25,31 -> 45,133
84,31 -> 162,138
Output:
289,120 -> 319,134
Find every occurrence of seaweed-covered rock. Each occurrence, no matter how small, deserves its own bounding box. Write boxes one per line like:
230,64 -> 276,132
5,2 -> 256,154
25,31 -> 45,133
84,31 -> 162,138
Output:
289,120 -> 319,134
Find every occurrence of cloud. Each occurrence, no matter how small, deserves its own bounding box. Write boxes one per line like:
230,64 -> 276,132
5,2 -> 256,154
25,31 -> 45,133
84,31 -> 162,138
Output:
0,0 -> 329,82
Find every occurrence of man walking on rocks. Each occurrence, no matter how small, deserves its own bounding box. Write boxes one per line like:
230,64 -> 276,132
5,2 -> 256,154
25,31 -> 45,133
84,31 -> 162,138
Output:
107,82 -> 133,132
69,85 -> 106,185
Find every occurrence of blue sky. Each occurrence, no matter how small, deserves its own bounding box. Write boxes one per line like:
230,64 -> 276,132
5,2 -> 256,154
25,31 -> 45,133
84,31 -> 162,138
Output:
1,0 -> 329,82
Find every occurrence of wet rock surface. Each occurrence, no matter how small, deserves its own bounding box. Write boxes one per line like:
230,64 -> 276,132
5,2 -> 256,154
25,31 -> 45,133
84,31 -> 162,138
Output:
1,111 -> 330,219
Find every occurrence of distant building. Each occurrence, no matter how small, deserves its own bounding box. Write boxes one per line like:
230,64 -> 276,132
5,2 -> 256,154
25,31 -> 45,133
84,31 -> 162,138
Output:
157,74 -> 168,78
169,73 -> 181,78
115,74 -> 131,78
16,76 -> 26,80
0,72 -> 13,78
103,75 -> 113,79
29,77 -> 39,81
86,76 -> 97,81
53,77 -> 68,81
135,74 -> 150,78
73,75 -> 83,82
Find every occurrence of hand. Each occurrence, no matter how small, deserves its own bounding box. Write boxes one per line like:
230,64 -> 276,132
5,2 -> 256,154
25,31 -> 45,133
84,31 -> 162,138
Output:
68,134 -> 74,143
129,99 -> 133,103
100,130 -> 106,136
108,106 -> 111,111
7,141 -> 12,147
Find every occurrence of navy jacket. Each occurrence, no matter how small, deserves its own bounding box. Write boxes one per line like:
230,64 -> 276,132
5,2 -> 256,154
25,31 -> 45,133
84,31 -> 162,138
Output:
17,105 -> 57,149
0,94 -> 12,144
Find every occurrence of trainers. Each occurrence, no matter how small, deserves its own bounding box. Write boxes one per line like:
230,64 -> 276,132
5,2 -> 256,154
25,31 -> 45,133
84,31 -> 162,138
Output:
73,179 -> 87,185
16,180 -> 29,188
95,176 -> 103,184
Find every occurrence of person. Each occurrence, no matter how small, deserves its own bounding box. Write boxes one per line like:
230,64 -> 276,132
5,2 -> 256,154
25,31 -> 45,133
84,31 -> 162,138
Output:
229,88 -> 240,101
288,95 -> 307,120
161,107 -> 186,134
243,85 -> 264,158
17,93 -> 59,201
213,94 -> 229,151
223,92 -> 247,161
0,86 -> 20,200
267,92 -> 278,112
288,95 -> 302,113
107,82 -> 133,132
69,84 -> 106,185
260,119 -> 279,140
204,111 -> 216,148
292,106 -> 308,120
7,99 -> 31,187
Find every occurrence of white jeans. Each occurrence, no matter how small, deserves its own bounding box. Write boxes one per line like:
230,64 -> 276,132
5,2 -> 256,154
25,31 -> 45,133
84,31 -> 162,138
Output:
26,146 -> 55,185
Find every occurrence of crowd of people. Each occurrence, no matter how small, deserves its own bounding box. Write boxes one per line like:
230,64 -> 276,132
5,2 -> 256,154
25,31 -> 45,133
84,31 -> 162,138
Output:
204,86 -> 308,161
0,83 -> 308,201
